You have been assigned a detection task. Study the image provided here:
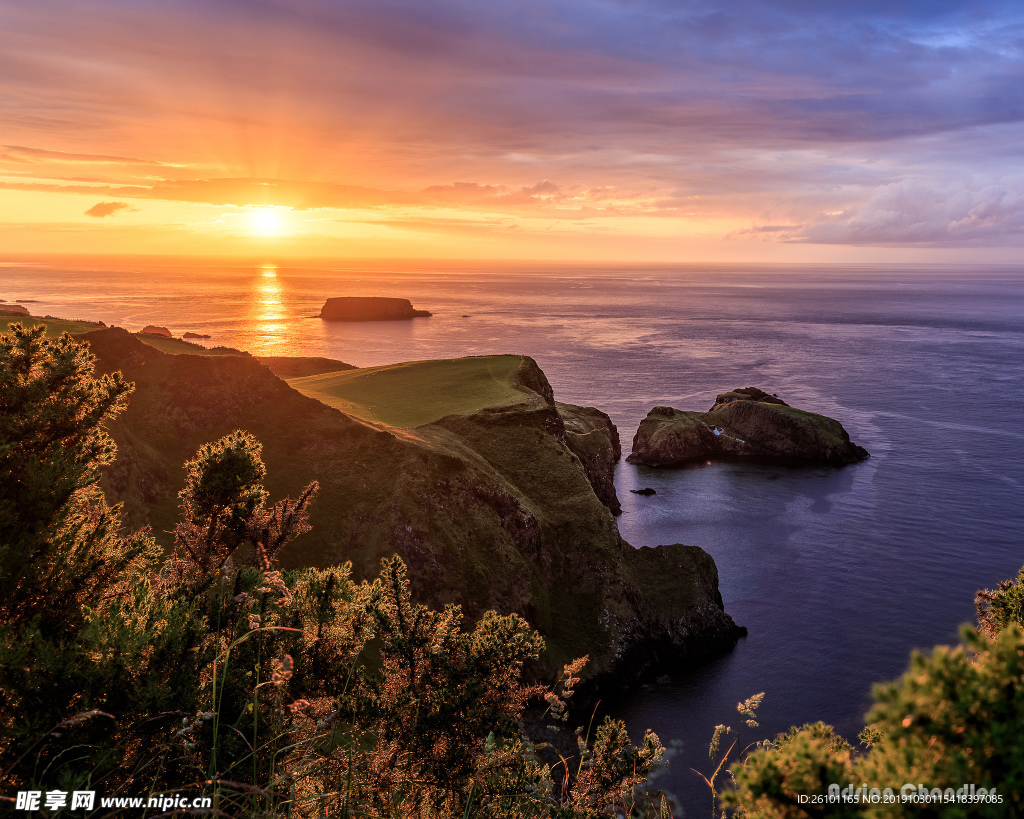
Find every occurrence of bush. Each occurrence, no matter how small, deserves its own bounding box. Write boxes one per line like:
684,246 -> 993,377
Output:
0,323 -> 668,818
723,582 -> 1024,817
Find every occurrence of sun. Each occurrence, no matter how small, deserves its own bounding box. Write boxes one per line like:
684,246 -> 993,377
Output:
250,209 -> 283,236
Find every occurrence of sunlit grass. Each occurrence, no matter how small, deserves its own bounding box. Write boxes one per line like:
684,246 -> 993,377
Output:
287,355 -> 528,428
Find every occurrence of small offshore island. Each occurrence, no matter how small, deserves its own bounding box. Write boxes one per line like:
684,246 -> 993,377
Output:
629,386 -> 869,467
319,296 -> 431,321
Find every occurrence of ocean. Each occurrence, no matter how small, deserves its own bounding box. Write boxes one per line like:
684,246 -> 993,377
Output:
3,258 -> 1023,815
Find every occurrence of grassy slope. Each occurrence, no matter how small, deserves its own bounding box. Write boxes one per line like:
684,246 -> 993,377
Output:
288,355 -> 528,428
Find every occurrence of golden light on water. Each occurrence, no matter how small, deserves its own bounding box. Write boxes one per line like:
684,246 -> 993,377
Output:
249,266 -> 287,348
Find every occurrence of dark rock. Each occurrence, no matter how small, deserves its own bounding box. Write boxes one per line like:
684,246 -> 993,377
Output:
628,387 -> 869,467
319,297 -> 431,321
0,303 -> 29,316
140,325 -> 172,337
557,402 -> 622,514
711,386 -> 788,410
630,487 -> 657,496
183,332 -> 211,339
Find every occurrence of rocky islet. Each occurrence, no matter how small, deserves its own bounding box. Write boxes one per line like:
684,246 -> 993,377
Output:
628,386 -> 869,467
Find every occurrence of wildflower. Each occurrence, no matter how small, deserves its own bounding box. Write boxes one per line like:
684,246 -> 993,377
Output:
260,569 -> 293,607
271,654 -> 294,686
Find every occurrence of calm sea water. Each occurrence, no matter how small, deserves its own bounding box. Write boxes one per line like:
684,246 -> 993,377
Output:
3,259 -> 1023,815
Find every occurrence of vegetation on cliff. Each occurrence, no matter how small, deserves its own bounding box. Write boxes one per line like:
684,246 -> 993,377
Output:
0,322 -> 670,816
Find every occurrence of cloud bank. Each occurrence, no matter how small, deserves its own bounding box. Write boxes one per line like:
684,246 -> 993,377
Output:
1,0 -> 1023,252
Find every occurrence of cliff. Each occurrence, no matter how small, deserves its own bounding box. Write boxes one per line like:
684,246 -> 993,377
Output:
319,296 -> 431,321
79,328 -> 742,683
628,387 -> 869,467
557,402 -> 622,514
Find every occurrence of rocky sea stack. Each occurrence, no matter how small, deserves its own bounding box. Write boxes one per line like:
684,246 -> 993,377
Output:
628,386 -> 868,467
319,296 -> 431,321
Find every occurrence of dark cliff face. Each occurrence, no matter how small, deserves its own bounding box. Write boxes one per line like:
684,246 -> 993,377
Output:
83,327 -> 742,683
556,402 -> 622,515
627,387 -> 869,467
319,297 -> 431,321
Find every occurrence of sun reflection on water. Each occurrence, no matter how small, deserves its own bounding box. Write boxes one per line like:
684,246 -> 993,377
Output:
247,265 -> 289,349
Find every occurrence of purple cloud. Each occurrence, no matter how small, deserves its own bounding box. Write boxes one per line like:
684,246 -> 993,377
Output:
789,176 -> 1024,245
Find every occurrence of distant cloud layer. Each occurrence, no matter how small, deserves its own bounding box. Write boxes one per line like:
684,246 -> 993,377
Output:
1,0 -> 1023,253
800,177 -> 1024,245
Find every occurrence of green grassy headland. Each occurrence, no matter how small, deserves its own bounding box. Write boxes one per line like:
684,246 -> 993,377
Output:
287,355 -> 529,428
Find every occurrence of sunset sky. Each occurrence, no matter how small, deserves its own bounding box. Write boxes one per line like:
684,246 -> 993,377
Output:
2,0 -> 1023,261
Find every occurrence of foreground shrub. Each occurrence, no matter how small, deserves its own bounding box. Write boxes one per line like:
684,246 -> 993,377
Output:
0,324 -> 668,818
724,615 -> 1024,817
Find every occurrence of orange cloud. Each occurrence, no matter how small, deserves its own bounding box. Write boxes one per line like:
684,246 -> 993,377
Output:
85,201 -> 132,217
2,145 -> 172,166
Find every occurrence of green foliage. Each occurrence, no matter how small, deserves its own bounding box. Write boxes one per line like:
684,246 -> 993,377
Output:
976,566 -> 1024,638
0,322 -> 668,818
723,723 -> 857,818
0,323 -> 138,628
0,324 -> 161,778
169,429 -> 318,581
724,587 -> 1024,817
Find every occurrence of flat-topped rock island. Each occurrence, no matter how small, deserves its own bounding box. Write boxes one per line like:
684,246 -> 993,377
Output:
628,386 -> 869,467
319,296 -> 431,321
